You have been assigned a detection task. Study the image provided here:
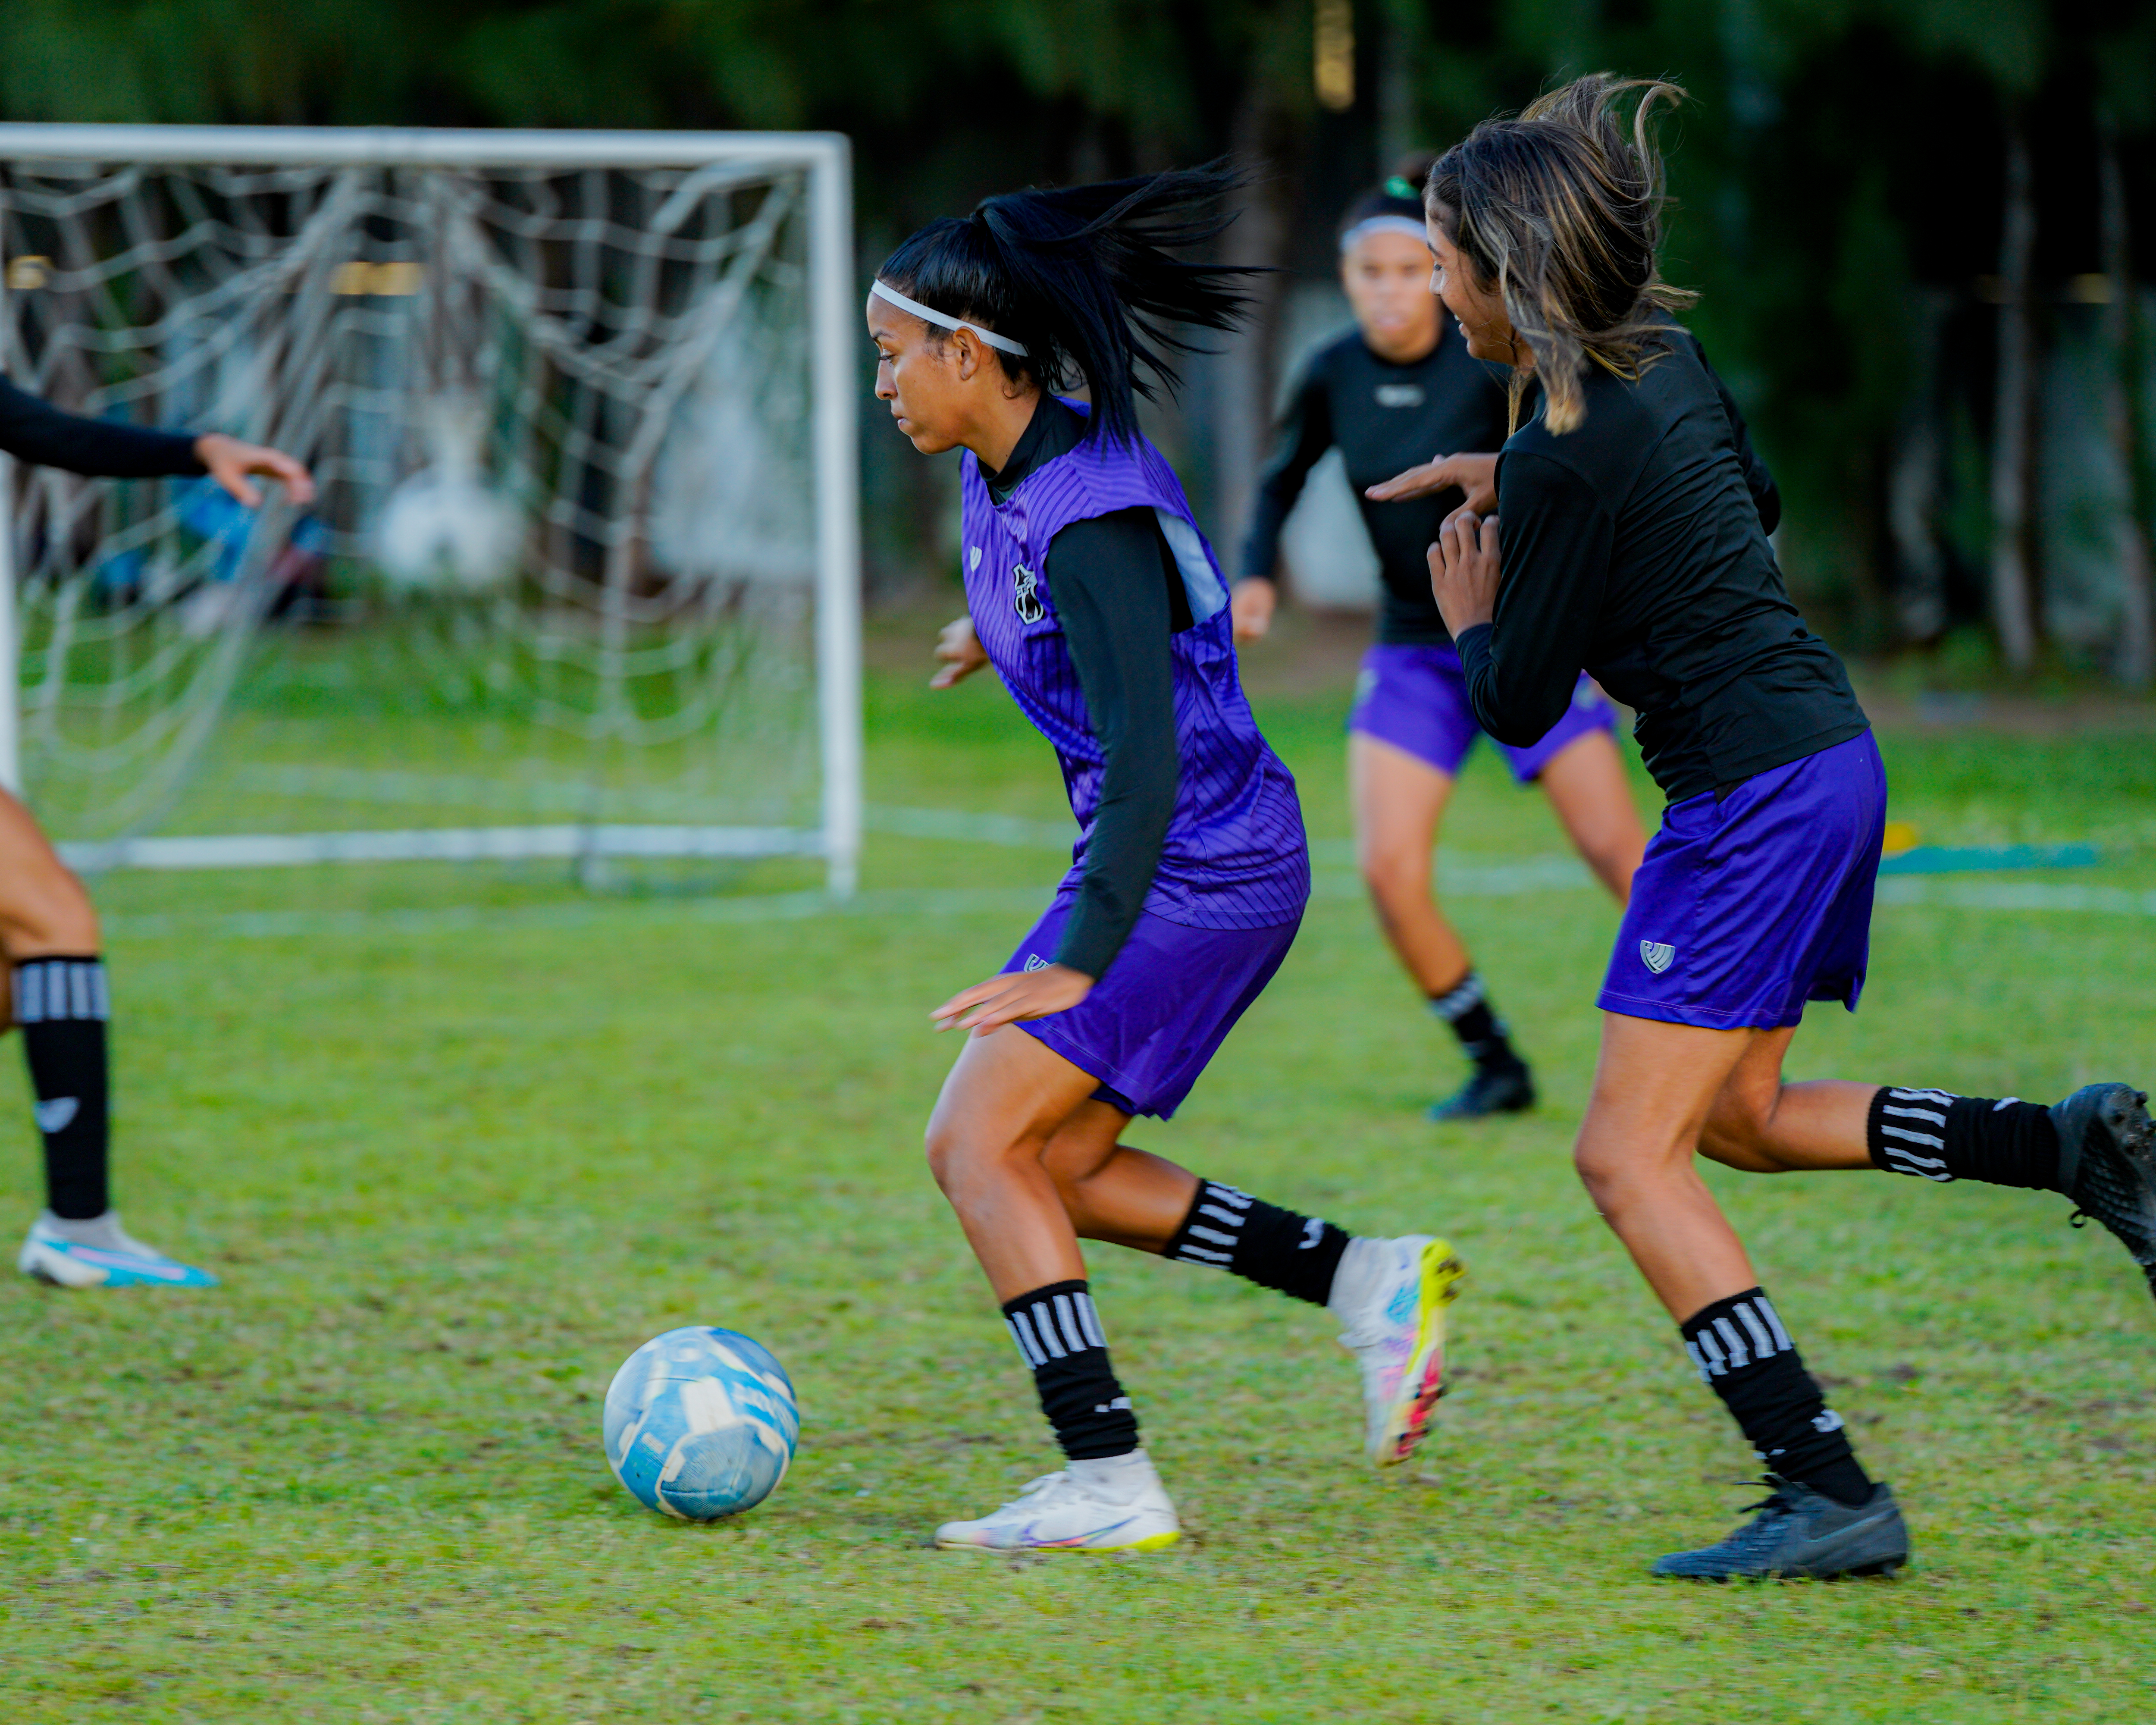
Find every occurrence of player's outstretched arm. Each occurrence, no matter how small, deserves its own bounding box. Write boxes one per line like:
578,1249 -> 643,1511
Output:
1364,451 -> 1497,512
930,614 -> 990,688
194,433 -> 316,508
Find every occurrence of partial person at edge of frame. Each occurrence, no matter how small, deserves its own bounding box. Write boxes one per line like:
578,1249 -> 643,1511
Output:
0,375 -> 314,1290
875,164 -> 1467,1556
1389,72 -> 2154,1581
1235,162 -> 1645,1124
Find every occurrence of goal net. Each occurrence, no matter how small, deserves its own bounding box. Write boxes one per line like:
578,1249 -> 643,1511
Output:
0,125 -> 862,895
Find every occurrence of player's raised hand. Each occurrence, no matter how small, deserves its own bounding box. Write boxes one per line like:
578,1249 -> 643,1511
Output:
1428,507 -> 1501,636
931,963 -> 1093,1036
194,433 -> 317,509
1364,451 -> 1497,514
1231,576 -> 1277,642
931,614 -> 990,688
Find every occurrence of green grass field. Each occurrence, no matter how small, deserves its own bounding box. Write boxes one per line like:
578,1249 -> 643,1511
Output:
3,621 -> 2153,1722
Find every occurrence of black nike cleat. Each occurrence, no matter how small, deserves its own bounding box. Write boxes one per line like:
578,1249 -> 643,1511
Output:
2050,1083 -> 2156,1301
1651,1477 -> 1909,1581
1428,1059 -> 1535,1123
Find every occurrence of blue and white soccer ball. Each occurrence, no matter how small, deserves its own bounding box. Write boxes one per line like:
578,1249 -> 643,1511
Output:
602,1327 -> 799,1521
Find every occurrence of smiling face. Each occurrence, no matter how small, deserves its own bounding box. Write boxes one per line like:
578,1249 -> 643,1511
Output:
1340,228 -> 1442,364
1426,208 -> 1520,367
868,296 -> 974,454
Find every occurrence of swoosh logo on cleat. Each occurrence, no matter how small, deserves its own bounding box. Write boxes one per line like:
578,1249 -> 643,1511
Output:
59,1245 -> 194,1281
1022,1514 -> 1136,1548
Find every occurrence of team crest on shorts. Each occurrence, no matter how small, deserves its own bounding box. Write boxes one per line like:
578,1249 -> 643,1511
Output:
1023,953 -> 1050,972
1012,564 -> 1046,624
1639,940 -> 1676,974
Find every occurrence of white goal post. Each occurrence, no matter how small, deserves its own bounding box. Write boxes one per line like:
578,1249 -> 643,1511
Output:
0,125 -> 862,897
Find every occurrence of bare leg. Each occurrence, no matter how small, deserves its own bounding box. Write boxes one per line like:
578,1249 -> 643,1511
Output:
1573,1012 -> 1767,1320
1039,1107 -> 1200,1255
1699,1026 -> 1879,1174
1535,729 -> 1647,905
923,1026 -> 1114,1302
1349,732 -> 1470,994
0,788 -> 101,988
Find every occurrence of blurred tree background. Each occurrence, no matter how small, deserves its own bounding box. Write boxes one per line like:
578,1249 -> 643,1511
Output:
3,0 -> 2153,680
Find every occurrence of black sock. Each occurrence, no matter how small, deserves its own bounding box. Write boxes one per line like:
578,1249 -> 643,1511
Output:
1868,1087 -> 2059,1189
16,957 -> 111,1221
1162,1179 -> 1350,1307
1001,1280 -> 1138,1461
1430,971 -> 1519,1070
1681,1288 -> 1874,1508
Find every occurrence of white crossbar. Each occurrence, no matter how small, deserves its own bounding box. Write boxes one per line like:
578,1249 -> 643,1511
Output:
0,125 -> 844,171
59,825 -> 824,873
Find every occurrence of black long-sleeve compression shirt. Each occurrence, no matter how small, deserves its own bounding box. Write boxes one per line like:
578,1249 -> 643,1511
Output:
1455,329 -> 1861,802
982,398 -> 1190,979
0,376 -> 206,478
1240,323 -> 1511,644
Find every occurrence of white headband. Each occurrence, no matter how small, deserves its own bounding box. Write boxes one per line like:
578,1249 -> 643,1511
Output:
1339,215 -> 1430,252
871,279 -> 1029,357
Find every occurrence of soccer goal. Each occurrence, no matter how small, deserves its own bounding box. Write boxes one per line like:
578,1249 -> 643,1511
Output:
0,125 -> 862,896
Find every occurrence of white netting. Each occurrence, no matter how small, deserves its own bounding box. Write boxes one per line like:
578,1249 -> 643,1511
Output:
0,139 -> 849,884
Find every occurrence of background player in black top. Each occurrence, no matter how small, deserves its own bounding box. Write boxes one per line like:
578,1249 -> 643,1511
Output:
1235,175 -> 1644,1121
3,377 -> 314,1289
1407,75 -> 2154,1581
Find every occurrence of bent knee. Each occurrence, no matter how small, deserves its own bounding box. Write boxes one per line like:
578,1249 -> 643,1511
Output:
1358,844 -> 1432,903
1571,1138 -> 1627,1198
1698,1096 -> 1791,1173
923,1118 -> 965,1192
1,865 -> 98,954
923,1117 -> 1033,1201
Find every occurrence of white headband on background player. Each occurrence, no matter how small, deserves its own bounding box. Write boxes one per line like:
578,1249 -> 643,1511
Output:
1338,215 -> 1430,252
871,279 -> 1030,357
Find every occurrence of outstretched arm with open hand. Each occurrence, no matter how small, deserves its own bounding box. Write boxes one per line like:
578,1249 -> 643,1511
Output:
194,433 -> 316,508
1364,451 -> 1497,514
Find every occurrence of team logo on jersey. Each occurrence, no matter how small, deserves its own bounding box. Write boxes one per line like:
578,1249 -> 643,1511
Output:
1375,384 -> 1425,408
1639,941 -> 1676,974
1012,563 -> 1046,624
1023,953 -> 1050,972
968,546 -> 983,572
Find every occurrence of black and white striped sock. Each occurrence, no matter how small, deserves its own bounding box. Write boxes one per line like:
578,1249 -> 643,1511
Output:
14,956 -> 112,1222
1163,1179 -> 1350,1307
1000,1280 -> 1138,1461
1429,970 -> 1518,1070
1868,1087 -> 2059,1189
1681,1287 -> 1874,1508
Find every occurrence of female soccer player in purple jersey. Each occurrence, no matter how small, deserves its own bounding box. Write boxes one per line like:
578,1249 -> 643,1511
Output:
0,378 -> 314,1289
1397,75 -> 2153,1580
1235,168 -> 1645,1121
869,167 -> 1466,1554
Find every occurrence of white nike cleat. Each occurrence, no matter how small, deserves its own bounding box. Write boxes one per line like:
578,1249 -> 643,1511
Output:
934,1449 -> 1181,1553
17,1211 -> 219,1289
1330,1233 -> 1465,1467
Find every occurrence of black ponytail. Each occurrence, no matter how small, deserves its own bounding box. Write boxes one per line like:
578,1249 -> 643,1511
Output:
876,163 -> 1258,445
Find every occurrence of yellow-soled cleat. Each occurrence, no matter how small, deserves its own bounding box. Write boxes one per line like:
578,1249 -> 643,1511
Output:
1331,1234 -> 1466,1466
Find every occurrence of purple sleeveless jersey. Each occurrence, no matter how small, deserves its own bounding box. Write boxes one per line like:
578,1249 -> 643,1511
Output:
960,417 -> 1309,931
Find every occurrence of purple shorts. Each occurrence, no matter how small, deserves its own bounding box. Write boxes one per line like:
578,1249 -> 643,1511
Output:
1006,899 -> 1301,1119
1599,731 -> 1887,1031
1348,643 -> 1617,783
